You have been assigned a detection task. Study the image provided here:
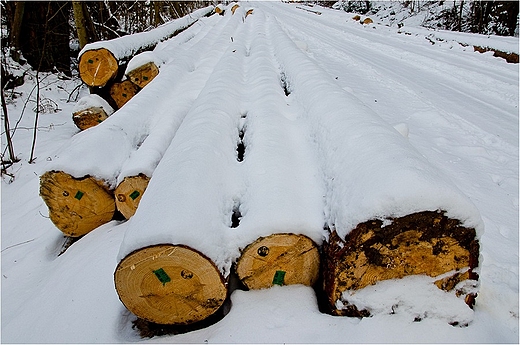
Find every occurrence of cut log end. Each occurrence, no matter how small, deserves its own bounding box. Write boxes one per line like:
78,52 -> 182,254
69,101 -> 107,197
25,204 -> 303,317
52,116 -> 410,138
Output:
79,48 -> 119,87
231,4 -> 240,14
115,174 -> 150,219
322,210 -> 480,317
72,106 -> 109,130
127,61 -> 159,89
39,171 -> 115,237
114,244 -> 227,325
109,80 -> 139,109
236,233 -> 320,290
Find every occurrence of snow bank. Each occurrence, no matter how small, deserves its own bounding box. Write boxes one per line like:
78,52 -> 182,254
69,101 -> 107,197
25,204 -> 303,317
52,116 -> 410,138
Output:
267,15 -> 484,239
78,6 -> 214,61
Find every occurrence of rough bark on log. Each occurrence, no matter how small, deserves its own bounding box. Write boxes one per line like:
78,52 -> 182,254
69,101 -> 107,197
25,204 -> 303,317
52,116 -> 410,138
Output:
126,61 -> 159,89
72,106 -> 110,130
114,244 -> 228,325
78,48 -> 119,87
322,210 -> 480,317
109,80 -> 139,109
236,233 -> 320,290
115,174 -> 150,219
39,171 -> 115,237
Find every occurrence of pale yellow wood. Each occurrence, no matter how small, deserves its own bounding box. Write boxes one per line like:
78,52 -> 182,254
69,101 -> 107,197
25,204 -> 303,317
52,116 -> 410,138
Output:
236,233 -> 320,290
115,174 -> 150,219
109,80 -> 139,109
245,9 -> 254,17
231,4 -> 240,14
352,15 -> 361,21
362,17 -> 373,24
39,171 -> 115,237
72,106 -> 109,130
115,244 -> 227,325
79,48 -> 119,87
127,61 -> 159,89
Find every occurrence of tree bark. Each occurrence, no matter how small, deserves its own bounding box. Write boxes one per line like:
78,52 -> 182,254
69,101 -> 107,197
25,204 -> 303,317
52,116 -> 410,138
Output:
72,1 -> 90,50
9,1 -> 25,62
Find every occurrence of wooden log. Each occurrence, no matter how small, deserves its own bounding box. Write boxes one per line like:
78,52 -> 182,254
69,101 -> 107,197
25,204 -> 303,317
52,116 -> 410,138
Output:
245,9 -> 254,18
126,61 -> 159,89
352,15 -> 361,21
109,80 -> 140,109
115,174 -> 150,219
114,244 -> 228,325
362,17 -> 373,25
39,171 -> 115,237
236,234 -> 320,290
322,211 -> 480,317
73,106 -> 110,130
215,4 -> 224,15
231,4 -> 240,14
78,48 -> 119,88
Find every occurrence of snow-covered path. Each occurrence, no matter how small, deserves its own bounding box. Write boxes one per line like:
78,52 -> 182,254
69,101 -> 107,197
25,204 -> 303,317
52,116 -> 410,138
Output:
2,2 -> 518,343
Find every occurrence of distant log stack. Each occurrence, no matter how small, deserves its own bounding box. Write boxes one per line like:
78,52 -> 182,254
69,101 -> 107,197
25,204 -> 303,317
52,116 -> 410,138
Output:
109,80 -> 140,109
115,244 -> 227,325
236,234 -> 320,289
322,211 -> 480,316
115,174 -> 150,219
39,171 -> 115,237
72,94 -> 114,131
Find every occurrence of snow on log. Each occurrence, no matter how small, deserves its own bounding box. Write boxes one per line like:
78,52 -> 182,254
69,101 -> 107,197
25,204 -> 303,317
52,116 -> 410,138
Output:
72,94 -> 114,130
114,10 -> 250,325
109,80 -> 139,109
230,10 -> 324,290
39,171 -> 115,237
268,15 -> 483,323
113,11 -> 243,221
78,6 -> 214,87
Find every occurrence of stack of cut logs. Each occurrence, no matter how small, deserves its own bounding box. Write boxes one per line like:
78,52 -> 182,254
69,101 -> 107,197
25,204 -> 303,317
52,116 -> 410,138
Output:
39,3 -> 481,332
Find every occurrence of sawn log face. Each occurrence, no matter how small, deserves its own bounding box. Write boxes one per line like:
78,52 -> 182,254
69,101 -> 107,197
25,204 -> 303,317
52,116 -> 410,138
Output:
322,210 -> 480,317
79,48 -> 119,87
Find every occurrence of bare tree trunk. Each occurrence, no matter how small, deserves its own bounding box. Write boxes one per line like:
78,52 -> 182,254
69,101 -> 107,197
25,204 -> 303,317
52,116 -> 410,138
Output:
1,88 -> 17,164
10,1 -> 25,62
73,1 -> 89,50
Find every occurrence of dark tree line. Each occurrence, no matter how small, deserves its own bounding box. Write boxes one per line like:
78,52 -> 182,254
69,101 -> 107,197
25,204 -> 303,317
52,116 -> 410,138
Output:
1,1 -> 214,79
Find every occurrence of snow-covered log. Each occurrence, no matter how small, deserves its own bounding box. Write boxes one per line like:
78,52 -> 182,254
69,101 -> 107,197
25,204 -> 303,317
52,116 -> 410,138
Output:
126,61 -> 159,89
40,14 -> 232,236
72,94 -> 114,130
113,11 -> 243,220
109,80 -> 139,109
229,11 -> 324,290
78,6 -> 214,87
114,8 -> 250,325
268,16 -> 482,322
39,171 -> 115,237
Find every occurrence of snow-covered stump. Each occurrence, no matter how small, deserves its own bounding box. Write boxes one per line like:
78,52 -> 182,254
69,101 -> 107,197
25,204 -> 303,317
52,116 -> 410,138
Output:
109,80 -> 139,109
72,94 -> 114,130
232,10 -> 324,290
39,171 -> 115,237
268,17 -> 483,324
114,8 -> 251,327
78,6 -> 214,88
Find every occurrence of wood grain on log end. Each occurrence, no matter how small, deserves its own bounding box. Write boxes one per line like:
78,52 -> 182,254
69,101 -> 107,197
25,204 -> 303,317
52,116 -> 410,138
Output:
39,171 -> 115,237
127,61 -> 159,89
323,210 -> 479,317
109,80 -> 139,109
236,233 -> 320,290
231,4 -> 240,14
115,174 -> 150,219
72,106 -> 109,130
79,48 -> 119,87
115,244 -> 228,325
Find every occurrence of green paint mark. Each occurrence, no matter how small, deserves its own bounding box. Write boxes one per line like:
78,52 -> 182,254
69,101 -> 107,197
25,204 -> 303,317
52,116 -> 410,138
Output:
153,268 -> 171,285
129,190 -> 140,200
74,191 -> 84,200
88,59 -> 94,64
272,270 -> 286,286
143,76 -> 149,81
122,93 -> 127,98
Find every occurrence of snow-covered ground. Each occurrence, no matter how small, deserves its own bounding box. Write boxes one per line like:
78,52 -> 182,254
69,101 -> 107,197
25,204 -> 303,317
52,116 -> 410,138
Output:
2,1 -> 518,343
